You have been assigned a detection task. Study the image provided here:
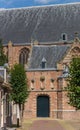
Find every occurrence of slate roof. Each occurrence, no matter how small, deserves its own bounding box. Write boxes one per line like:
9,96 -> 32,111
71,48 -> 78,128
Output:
0,3 -> 80,44
28,45 -> 70,70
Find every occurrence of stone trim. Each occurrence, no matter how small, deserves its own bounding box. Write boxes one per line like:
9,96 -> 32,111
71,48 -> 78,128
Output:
53,110 -> 75,112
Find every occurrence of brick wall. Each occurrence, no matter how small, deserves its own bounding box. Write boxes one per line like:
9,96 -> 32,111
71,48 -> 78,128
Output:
3,41 -> 80,120
23,70 -> 80,120
4,42 -> 31,67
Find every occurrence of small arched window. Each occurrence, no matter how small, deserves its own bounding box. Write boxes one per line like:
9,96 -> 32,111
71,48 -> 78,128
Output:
41,57 -> 46,69
19,48 -> 29,65
61,33 -> 67,41
63,34 -> 66,40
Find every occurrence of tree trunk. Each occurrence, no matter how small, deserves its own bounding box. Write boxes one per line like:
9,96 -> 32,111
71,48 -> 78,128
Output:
16,104 -> 20,127
20,104 -> 24,129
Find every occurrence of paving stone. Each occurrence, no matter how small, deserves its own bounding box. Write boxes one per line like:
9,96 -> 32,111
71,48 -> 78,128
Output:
29,120 -> 66,130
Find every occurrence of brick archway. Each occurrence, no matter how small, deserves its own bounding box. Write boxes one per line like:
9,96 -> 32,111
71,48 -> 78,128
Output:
37,95 -> 50,117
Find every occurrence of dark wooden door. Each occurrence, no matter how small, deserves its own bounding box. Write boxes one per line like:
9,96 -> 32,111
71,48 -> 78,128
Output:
37,96 -> 50,117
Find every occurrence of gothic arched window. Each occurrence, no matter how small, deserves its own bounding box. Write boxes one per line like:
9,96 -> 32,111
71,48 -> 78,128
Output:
19,48 -> 29,65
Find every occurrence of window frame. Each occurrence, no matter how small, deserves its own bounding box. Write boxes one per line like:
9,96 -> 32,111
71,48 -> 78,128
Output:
19,48 -> 29,65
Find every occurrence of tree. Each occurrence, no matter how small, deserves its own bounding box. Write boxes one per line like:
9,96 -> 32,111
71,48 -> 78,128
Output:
10,64 -> 29,127
67,57 -> 80,110
0,39 -> 7,66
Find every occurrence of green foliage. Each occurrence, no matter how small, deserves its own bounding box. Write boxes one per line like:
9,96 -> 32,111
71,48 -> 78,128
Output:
67,57 -> 80,110
0,39 -> 7,66
10,64 -> 29,104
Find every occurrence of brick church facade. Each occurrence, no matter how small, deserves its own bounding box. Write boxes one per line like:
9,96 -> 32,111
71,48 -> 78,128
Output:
0,3 -> 80,120
3,38 -> 80,120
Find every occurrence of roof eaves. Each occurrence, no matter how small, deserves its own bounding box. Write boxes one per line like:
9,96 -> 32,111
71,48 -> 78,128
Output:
27,68 -> 57,72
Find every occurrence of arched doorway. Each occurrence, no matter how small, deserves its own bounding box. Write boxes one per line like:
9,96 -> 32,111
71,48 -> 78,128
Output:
37,95 -> 50,117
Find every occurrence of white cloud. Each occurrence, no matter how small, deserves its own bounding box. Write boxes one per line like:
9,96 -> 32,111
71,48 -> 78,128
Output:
34,0 -> 56,4
34,0 -> 80,4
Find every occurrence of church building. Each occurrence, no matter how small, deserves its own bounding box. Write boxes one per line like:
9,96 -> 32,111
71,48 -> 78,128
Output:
0,2 -> 80,120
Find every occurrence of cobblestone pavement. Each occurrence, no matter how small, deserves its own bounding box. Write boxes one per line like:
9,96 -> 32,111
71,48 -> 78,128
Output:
29,120 -> 67,130
7,119 -> 79,130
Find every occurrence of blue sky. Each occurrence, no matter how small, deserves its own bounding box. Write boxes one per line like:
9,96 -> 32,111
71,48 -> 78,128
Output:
0,0 -> 80,8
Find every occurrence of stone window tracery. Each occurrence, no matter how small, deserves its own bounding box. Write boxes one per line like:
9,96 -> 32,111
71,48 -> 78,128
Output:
19,48 -> 29,65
